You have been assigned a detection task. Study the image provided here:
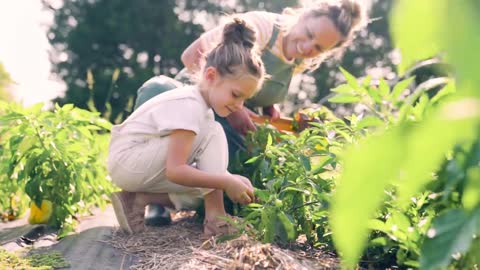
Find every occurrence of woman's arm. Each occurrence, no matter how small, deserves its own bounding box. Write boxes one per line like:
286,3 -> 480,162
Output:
181,24 -> 224,72
226,107 -> 259,135
181,12 -> 271,73
262,105 -> 281,120
181,39 -> 204,73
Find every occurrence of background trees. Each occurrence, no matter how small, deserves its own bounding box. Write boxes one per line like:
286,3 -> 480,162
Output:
44,0 -> 202,122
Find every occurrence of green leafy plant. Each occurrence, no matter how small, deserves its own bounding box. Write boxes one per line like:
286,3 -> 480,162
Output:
0,101 -> 115,236
232,59 -> 477,269
231,106 -> 356,245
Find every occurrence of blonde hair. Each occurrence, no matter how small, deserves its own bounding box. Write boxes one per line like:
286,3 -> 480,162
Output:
282,0 -> 367,71
203,18 -> 266,90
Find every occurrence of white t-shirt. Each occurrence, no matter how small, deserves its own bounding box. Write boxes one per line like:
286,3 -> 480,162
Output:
110,85 -> 214,144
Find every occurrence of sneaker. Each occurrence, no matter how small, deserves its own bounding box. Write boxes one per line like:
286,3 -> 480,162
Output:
145,204 -> 172,226
111,191 -> 145,234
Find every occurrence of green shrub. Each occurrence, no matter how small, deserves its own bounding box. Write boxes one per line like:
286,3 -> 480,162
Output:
0,102 -> 116,236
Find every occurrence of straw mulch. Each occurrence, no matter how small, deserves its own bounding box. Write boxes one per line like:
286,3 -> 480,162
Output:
105,212 -> 339,270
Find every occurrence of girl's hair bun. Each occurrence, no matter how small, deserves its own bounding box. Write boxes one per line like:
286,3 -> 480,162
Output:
222,18 -> 256,49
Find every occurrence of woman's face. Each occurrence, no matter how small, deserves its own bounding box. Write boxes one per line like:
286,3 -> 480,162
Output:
283,15 -> 343,60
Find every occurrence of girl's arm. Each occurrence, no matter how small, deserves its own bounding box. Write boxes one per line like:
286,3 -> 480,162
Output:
165,129 -> 254,202
165,129 -> 226,189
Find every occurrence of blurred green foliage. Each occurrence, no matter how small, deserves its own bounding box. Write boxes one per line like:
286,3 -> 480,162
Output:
43,0 -> 203,123
331,1 -> 480,269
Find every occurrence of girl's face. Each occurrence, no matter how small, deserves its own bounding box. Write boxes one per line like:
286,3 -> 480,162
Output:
283,15 -> 343,60
202,67 -> 259,117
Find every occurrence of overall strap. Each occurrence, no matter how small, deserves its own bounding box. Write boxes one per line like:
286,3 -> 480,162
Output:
266,21 -> 280,49
265,17 -> 302,68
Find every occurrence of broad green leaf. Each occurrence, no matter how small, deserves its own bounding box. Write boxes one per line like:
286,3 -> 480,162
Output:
61,104 -> 75,112
331,84 -> 354,94
339,67 -> 360,89
266,133 -> 272,147
276,211 -> 296,241
393,1 -> 480,98
369,237 -> 388,247
368,219 -> 387,233
367,87 -> 382,104
245,155 -> 260,164
396,99 -> 479,207
378,79 -> 390,98
356,116 -> 384,130
311,156 -> 334,175
17,136 -> 37,154
390,211 -> 411,231
330,130 -> 404,267
0,112 -> 25,125
299,155 -> 311,171
420,208 -> 480,270
94,118 -> 113,130
463,167 -> 480,210
440,4 -> 480,93
430,82 -> 456,105
410,94 -> 429,120
30,103 -> 44,114
262,208 -> 276,243
391,0 -> 444,74
392,77 -> 415,101
362,75 -> 372,88
280,186 -> 307,194
328,93 -> 362,104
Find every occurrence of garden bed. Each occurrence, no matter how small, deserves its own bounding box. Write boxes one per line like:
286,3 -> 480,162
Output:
1,206 -> 338,270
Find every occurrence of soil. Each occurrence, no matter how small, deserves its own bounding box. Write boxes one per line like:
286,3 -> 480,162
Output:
0,206 -> 339,270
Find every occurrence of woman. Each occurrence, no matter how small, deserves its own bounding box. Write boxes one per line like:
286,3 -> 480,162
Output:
180,0 -> 366,155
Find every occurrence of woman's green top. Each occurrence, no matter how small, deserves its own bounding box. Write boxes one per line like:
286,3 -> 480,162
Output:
246,19 -> 302,108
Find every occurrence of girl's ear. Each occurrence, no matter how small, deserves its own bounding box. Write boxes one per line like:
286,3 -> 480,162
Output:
204,66 -> 218,84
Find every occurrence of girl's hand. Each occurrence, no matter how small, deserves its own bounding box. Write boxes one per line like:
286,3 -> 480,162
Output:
234,174 -> 254,190
224,174 -> 254,205
226,107 -> 258,135
262,105 -> 281,121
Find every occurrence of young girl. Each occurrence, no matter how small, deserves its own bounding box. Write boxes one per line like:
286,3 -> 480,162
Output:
108,18 -> 265,236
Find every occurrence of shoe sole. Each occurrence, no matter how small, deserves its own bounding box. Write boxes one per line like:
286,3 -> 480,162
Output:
111,193 -> 133,234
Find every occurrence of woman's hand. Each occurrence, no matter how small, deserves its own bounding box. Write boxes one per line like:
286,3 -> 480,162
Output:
224,174 -> 254,205
226,107 -> 258,135
262,105 -> 281,121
